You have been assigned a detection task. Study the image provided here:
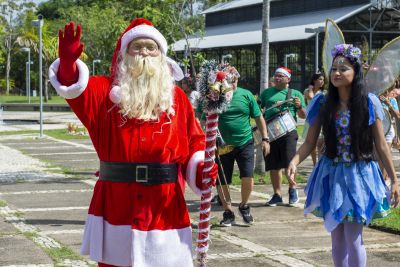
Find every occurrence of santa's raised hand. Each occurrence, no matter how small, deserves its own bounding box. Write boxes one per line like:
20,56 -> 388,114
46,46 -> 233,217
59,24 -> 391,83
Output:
57,22 -> 84,86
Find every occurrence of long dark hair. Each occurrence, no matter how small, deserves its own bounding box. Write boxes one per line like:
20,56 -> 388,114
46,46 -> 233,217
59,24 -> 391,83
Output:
309,73 -> 325,89
320,58 -> 373,160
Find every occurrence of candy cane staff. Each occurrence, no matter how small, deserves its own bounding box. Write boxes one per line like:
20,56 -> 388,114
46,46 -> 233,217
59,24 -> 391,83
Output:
195,61 -> 236,266
48,18 -> 218,267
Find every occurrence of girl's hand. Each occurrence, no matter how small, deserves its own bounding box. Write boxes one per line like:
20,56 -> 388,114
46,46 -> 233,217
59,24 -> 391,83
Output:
286,162 -> 297,186
391,180 -> 399,208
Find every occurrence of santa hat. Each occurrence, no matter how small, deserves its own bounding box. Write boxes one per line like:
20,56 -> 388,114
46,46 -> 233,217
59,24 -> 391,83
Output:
120,19 -> 168,56
275,67 -> 292,78
109,18 -> 183,104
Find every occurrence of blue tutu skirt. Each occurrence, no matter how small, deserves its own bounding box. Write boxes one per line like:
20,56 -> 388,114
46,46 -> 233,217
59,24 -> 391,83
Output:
304,155 -> 391,232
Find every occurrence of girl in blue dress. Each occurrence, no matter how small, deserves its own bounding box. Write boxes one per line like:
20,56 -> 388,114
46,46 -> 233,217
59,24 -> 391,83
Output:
287,44 -> 399,267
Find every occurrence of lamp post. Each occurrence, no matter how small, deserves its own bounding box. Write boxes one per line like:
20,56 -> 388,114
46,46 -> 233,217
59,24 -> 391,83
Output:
21,47 -> 31,104
32,15 -> 44,138
284,53 -> 296,67
92,59 -> 101,75
305,26 -> 325,73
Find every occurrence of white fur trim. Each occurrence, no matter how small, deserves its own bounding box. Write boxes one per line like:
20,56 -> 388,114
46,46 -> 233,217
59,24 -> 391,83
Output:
167,57 -> 184,81
49,59 -> 89,99
81,215 -> 193,266
109,86 -> 121,104
186,151 -> 204,196
120,24 -> 168,55
275,67 -> 291,78
132,228 -> 193,267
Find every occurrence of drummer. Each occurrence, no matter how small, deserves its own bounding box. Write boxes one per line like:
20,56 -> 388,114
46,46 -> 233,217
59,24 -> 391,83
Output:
260,67 -> 306,206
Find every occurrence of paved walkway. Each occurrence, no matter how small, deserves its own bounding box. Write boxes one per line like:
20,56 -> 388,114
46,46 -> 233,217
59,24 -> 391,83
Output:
0,111 -> 400,267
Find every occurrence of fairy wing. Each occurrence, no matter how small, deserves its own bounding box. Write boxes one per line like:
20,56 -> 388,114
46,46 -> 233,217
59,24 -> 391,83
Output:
322,19 -> 345,76
365,36 -> 400,95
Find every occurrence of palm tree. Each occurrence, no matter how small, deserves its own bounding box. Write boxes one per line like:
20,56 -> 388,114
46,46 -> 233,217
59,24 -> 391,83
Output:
15,12 -> 87,101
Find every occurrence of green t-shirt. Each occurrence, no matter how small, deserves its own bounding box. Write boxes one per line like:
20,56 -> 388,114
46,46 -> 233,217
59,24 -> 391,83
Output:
260,87 -> 305,121
218,87 -> 261,147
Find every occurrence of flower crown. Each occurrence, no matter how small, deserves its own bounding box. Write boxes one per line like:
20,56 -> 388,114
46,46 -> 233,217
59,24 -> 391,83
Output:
331,44 -> 362,63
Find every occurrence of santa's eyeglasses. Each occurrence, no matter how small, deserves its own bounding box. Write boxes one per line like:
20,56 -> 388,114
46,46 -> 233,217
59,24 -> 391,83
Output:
129,44 -> 159,54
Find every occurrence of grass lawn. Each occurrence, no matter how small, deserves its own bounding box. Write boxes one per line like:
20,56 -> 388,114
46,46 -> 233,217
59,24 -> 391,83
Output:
370,207 -> 400,234
0,95 -> 67,104
45,128 -> 89,140
0,128 -> 89,140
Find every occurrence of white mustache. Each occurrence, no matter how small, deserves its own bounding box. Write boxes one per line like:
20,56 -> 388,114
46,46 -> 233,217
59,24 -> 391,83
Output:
129,56 -> 157,78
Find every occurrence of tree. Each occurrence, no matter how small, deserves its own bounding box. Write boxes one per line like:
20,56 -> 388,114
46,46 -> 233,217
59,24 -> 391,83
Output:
202,0 -> 230,9
255,0 -> 270,174
166,0 -> 205,78
0,0 -> 35,95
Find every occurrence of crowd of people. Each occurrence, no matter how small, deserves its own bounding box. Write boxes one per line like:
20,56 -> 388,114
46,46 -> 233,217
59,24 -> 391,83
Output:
49,18 -> 399,267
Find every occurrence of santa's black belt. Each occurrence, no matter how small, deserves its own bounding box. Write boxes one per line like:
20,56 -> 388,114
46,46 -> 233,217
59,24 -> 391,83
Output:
99,161 -> 178,185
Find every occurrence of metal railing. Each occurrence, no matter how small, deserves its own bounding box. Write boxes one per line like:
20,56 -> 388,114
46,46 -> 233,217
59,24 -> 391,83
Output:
373,0 -> 400,9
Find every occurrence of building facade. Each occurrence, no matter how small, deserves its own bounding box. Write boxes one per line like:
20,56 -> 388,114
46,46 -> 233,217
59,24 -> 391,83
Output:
173,0 -> 400,94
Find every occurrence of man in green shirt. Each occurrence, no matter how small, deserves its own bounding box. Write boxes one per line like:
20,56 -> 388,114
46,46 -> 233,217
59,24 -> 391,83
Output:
211,67 -> 270,226
260,67 -> 306,207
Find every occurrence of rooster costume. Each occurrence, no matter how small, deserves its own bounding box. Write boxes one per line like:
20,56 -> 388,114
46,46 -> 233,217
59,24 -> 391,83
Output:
49,18 -> 217,267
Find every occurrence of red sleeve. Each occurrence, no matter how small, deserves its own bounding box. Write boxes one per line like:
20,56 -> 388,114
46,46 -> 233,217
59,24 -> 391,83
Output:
66,76 -> 111,132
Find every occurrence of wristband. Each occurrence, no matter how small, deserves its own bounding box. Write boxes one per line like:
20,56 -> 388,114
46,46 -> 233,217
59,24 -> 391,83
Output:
262,137 -> 270,142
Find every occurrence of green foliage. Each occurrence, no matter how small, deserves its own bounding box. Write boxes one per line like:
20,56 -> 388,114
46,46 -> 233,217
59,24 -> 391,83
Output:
194,52 -> 206,66
203,0 -> 231,9
0,79 -> 14,93
0,0 -> 229,88
360,35 -> 369,64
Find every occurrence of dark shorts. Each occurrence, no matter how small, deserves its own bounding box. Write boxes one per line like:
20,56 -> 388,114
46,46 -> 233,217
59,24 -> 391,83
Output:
265,130 -> 298,171
216,140 -> 254,185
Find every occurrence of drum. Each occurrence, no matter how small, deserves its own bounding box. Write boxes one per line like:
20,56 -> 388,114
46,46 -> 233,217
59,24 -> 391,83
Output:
252,126 -> 262,146
382,109 -> 391,136
266,110 -> 296,142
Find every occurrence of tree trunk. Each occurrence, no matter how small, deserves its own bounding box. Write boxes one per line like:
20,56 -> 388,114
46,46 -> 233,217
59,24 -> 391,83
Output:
260,0 -> 270,93
5,35 -> 11,95
255,0 -> 270,174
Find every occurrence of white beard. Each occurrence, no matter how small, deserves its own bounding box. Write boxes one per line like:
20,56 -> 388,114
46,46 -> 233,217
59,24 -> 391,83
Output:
116,54 -> 174,121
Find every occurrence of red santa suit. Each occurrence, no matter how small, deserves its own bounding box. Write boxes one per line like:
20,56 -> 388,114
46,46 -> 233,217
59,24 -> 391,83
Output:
49,19 -> 205,267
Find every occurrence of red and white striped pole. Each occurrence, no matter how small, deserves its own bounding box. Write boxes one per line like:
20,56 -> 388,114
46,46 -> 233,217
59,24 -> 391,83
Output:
197,111 -> 218,267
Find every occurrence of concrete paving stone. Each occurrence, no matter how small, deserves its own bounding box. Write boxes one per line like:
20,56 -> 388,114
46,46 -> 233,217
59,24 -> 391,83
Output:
0,173 -> 65,184
0,218 -> 19,234
47,232 -> 84,256
294,251 -> 333,267
207,256 -> 284,267
368,250 -> 400,266
0,234 -> 52,265
1,114 -> 400,266
192,236 -> 247,255
0,179 -> 93,193
1,190 -> 91,209
25,153 -> 97,162
19,146 -> 88,153
23,209 -> 87,232
363,227 -> 400,244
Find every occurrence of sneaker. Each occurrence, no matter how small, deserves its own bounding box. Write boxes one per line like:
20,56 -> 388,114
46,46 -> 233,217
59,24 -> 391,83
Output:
288,188 -> 299,206
220,210 -> 235,227
266,193 -> 283,207
238,204 -> 254,224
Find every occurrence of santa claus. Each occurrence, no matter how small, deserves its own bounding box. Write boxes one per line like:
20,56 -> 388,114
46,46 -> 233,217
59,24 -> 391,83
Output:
49,18 -> 217,267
